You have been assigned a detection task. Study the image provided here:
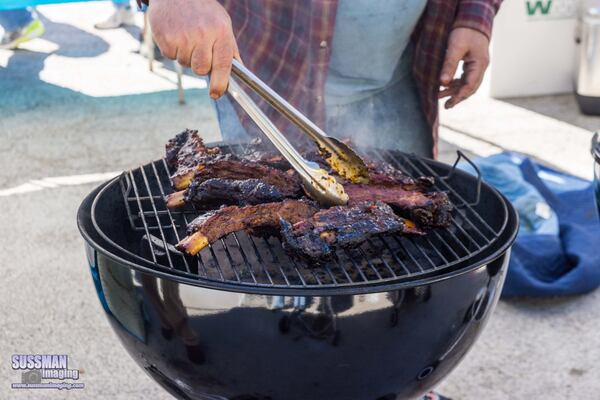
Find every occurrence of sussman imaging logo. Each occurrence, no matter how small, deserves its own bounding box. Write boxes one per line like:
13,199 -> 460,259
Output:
11,354 -> 84,390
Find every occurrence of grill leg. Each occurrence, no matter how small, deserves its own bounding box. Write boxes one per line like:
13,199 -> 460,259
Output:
143,13 -> 155,72
175,62 -> 185,105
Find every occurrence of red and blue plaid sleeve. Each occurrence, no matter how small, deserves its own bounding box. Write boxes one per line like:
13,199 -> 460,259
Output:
453,0 -> 503,39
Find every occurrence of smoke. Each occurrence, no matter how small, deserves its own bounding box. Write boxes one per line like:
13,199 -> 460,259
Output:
325,96 -> 381,152
324,82 -> 433,157
216,79 -> 432,158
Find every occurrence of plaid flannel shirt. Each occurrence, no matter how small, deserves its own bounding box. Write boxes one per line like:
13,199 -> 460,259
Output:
142,0 -> 502,157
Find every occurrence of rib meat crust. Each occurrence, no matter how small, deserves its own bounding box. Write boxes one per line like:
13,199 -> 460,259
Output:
189,159 -> 302,197
280,201 -> 423,262
177,200 -> 319,255
166,129 -> 230,190
184,178 -> 295,208
344,184 -> 452,228
164,131 -> 454,261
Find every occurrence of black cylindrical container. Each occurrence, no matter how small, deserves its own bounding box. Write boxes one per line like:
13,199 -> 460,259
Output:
593,132 -> 600,215
576,6 -> 600,115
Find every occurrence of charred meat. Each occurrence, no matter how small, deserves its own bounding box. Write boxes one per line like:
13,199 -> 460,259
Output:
280,201 -> 423,262
360,158 -> 435,189
344,184 -> 452,228
185,159 -> 303,196
166,129 -> 230,190
164,131 -> 454,261
177,200 -> 319,255
167,178 -> 295,209
166,129 -> 222,168
166,133 -> 298,190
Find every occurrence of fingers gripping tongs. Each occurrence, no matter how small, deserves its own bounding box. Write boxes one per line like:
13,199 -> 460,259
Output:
226,59 -> 369,207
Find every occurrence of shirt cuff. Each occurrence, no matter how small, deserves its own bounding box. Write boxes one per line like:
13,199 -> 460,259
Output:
452,1 -> 502,40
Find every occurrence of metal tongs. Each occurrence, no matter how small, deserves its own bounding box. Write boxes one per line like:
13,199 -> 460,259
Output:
227,60 -> 370,206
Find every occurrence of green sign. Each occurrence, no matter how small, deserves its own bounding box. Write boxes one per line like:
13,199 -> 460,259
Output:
526,0 -> 552,16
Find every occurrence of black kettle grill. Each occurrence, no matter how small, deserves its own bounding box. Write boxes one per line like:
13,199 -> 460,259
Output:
77,145 -> 518,400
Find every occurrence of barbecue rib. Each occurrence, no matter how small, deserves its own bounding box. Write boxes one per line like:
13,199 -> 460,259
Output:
367,164 -> 435,189
177,200 -> 320,255
165,131 -> 453,260
344,184 -> 452,228
167,178 -> 295,209
166,129 -> 222,167
166,129 -> 230,190
280,201 -> 423,262
179,159 -> 303,196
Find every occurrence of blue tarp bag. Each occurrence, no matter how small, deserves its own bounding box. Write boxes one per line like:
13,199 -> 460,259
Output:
461,153 -> 600,298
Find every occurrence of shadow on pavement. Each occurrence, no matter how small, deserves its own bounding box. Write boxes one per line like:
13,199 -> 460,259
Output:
1,12 -> 109,80
0,11 -> 219,188
501,94 -> 600,133
0,11 -> 208,113
38,13 -> 110,58
0,11 -> 110,110
502,293 -> 591,315
123,24 -> 143,45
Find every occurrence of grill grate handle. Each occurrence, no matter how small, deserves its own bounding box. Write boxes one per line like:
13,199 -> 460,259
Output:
445,151 -> 482,207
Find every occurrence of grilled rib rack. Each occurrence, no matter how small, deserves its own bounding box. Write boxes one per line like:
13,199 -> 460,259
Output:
91,144 -> 509,292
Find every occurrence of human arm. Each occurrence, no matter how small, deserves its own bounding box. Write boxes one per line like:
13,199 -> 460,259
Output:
144,0 -> 240,99
438,0 -> 502,109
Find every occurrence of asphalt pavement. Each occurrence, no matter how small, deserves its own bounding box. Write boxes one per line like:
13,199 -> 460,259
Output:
1,3 -> 600,399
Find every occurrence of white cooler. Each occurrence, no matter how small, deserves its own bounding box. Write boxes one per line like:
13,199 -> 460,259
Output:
490,0 -> 580,98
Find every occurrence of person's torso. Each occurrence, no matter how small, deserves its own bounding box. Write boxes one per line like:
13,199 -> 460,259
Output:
325,0 -> 428,106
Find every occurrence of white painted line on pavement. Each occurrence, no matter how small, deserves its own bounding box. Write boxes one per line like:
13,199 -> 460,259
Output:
0,172 -> 120,197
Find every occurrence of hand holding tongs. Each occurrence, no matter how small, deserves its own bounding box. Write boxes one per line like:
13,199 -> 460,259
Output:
226,60 -> 370,206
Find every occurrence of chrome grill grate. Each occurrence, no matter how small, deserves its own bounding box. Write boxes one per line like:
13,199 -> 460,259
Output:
114,144 -> 507,289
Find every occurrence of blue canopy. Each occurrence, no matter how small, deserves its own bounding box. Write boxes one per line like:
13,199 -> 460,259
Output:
0,0 -> 106,11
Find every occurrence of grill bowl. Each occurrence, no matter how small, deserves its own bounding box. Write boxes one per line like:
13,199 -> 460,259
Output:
77,148 -> 519,400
